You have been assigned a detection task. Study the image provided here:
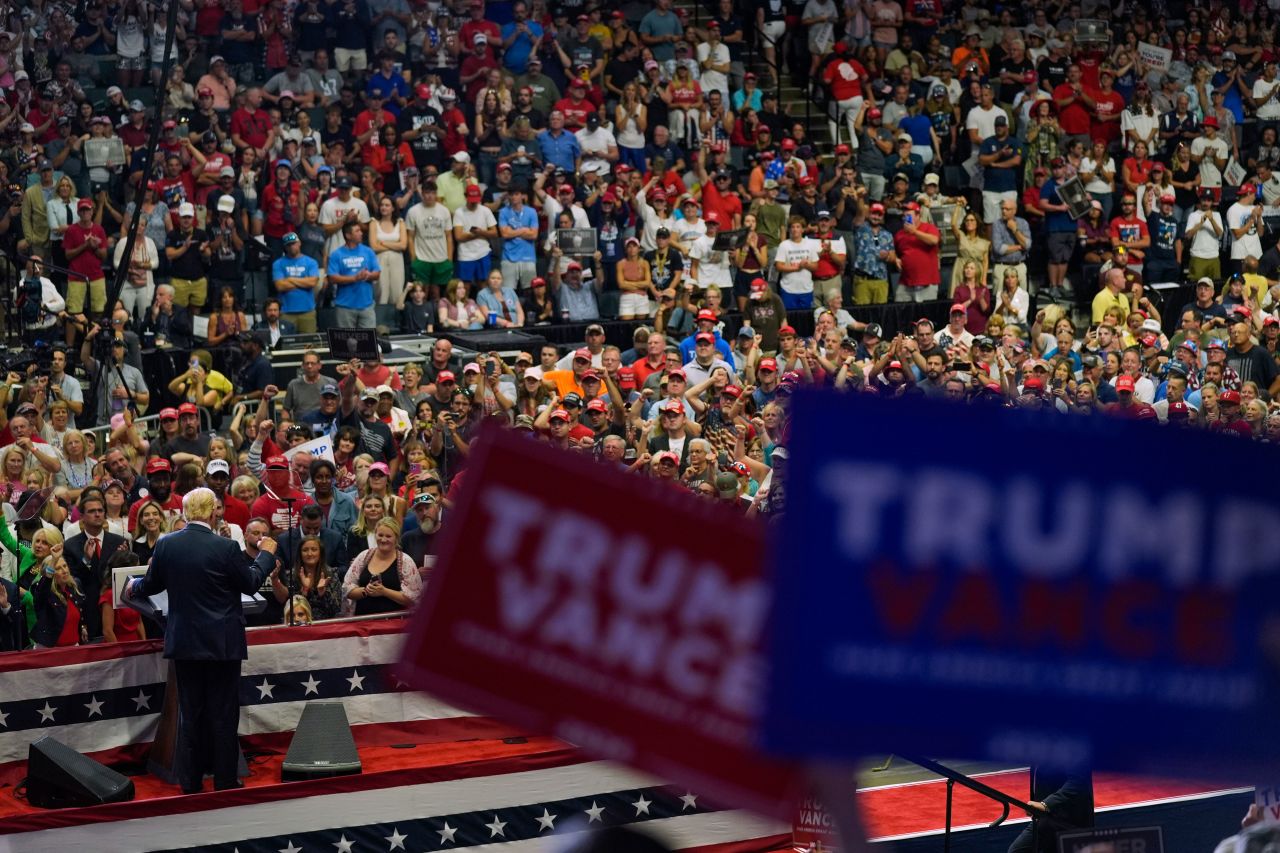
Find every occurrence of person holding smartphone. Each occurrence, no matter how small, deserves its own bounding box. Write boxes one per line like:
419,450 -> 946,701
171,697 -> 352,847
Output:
892,201 -> 942,303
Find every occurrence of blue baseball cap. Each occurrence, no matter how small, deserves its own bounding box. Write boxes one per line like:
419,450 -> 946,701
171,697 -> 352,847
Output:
320,382 -> 340,396
275,159 -> 292,170
282,232 -> 299,244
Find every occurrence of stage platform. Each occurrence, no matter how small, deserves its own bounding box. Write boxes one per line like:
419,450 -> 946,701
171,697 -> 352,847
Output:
0,617 -> 1252,852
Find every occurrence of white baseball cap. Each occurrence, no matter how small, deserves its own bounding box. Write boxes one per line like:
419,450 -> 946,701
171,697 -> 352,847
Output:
178,202 -> 196,217
206,459 -> 231,476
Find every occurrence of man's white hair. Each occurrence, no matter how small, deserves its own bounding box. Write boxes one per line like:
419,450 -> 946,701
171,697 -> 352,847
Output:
183,487 -> 218,523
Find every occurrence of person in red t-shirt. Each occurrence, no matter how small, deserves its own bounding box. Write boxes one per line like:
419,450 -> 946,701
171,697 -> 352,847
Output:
260,162 -> 302,244
892,202 -> 941,301
554,79 -> 595,131
699,166 -> 744,230
251,455 -> 314,533
354,89 -> 398,146
62,199 -> 109,317
1089,66 -> 1126,147
205,459 -> 251,529
458,0 -> 502,62
128,458 -> 185,532
230,88 -> 276,159
823,45 -> 870,147
1108,192 -> 1150,268
459,33 -> 500,105
1052,64 -> 1094,145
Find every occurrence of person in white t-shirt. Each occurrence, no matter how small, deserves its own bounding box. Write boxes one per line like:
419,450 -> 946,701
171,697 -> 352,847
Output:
1191,117 -> 1230,193
1253,59 -> 1280,124
774,217 -> 821,310
319,176 -> 371,256
1183,189 -> 1225,282
964,84 -> 1004,188
452,185 -> 499,285
687,212 -> 733,292
1227,187 -> 1265,271
695,24 -> 731,99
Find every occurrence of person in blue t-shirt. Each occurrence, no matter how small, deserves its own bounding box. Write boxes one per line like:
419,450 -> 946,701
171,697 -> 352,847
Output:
272,232 -> 322,332
326,221 -> 380,328
979,115 -> 1023,224
1037,157 -> 1078,296
497,185 -> 539,289
500,2 -> 544,75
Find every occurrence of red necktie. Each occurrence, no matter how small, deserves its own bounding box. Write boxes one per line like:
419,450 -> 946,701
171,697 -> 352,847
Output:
88,539 -> 100,562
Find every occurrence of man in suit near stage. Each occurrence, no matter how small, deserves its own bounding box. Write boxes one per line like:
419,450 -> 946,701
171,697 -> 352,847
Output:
1008,769 -> 1093,852
64,492 -> 129,640
131,488 -> 278,794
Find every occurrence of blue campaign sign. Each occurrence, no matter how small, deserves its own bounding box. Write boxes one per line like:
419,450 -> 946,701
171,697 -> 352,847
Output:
764,391 -> 1280,780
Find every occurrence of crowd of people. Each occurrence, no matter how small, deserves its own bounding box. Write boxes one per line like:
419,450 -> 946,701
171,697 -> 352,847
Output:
3,0 -> 1280,651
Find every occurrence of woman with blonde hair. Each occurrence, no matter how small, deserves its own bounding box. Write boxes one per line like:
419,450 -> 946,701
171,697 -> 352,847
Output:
362,462 -> 405,523
949,206 -> 990,295
132,499 -> 169,564
0,446 -> 28,500
345,493 -> 388,561
0,510 -> 63,640
232,475 -> 261,507
54,429 -> 96,505
342,517 -> 421,615
31,545 -> 88,647
47,175 -> 79,275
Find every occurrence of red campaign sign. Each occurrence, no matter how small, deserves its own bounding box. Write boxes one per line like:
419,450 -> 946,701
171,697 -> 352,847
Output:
397,425 -> 803,818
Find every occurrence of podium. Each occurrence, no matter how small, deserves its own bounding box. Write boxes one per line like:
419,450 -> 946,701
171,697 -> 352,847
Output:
120,578 -> 265,787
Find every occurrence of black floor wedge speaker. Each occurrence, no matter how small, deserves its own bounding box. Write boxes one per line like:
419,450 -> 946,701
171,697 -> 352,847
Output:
27,736 -> 135,808
281,702 -> 362,782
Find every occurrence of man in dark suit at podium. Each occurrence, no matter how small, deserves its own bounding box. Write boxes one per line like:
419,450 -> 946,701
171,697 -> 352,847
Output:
64,492 -> 129,640
131,488 -> 278,794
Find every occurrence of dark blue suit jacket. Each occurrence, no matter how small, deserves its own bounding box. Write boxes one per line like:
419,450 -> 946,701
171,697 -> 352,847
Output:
139,524 -> 274,661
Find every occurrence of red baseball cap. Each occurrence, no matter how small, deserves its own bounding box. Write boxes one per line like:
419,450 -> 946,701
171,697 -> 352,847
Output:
159,407 -> 179,421
696,331 -> 715,344
416,83 -> 431,99
1116,375 -> 1136,393
581,370 -> 602,382
437,370 -> 456,383
1220,389 -> 1242,404
778,324 -> 797,336
617,367 -> 637,389
549,408 -> 572,422
178,402 -> 199,417
465,184 -> 483,199
666,369 -> 687,381
722,385 -> 743,399
264,455 -> 289,469
1023,375 -> 1045,390
586,398 -> 609,413
696,309 -> 717,323
574,347 -> 592,361
146,458 -> 172,474
781,138 -> 796,150
758,358 -> 778,372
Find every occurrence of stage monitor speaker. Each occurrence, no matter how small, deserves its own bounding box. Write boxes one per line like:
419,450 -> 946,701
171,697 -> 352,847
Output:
26,736 -> 135,808
281,702 -> 362,782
